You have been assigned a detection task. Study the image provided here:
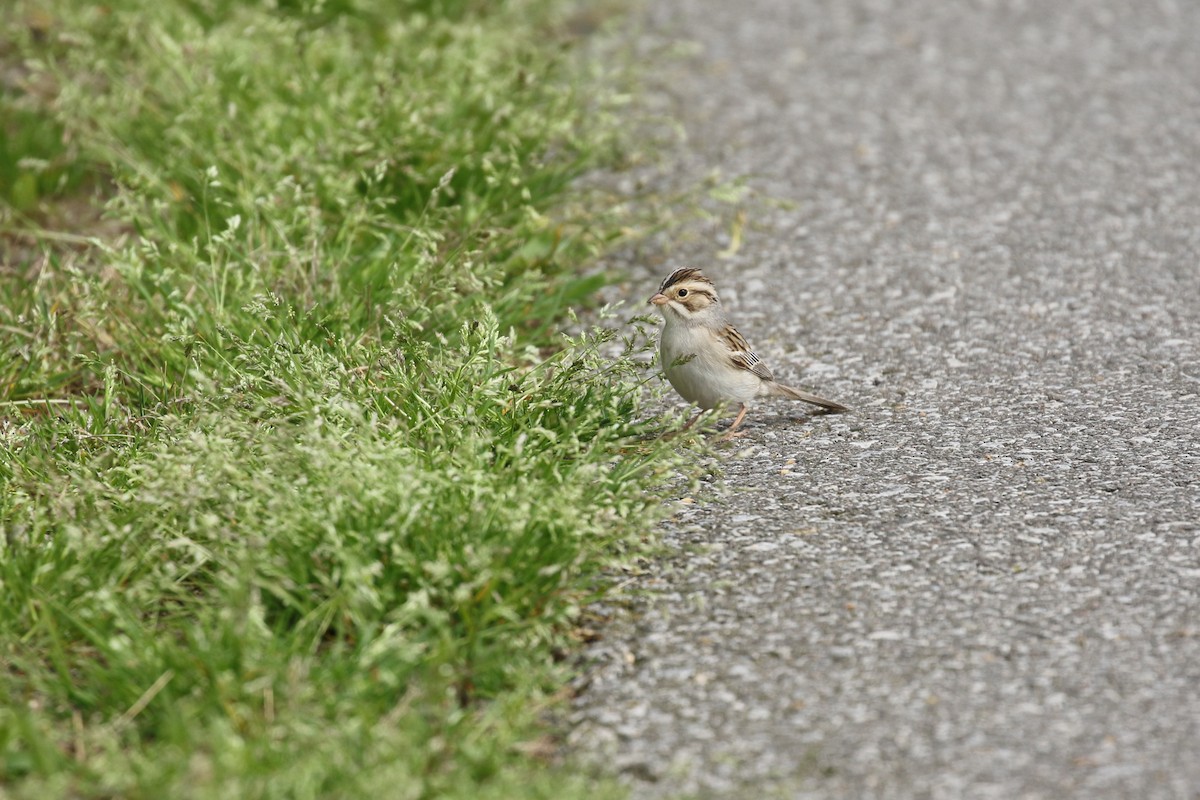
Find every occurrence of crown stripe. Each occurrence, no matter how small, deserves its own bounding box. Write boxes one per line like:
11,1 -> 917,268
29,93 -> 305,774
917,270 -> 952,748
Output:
659,267 -> 714,292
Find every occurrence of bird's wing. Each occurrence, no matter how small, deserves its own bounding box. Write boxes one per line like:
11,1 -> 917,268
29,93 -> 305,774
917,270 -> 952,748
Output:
720,325 -> 774,382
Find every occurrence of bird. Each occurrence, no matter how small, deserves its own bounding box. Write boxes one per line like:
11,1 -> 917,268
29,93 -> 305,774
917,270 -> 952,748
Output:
648,267 -> 847,436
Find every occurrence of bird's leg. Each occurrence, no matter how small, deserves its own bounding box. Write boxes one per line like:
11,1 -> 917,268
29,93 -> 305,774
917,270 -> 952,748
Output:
717,403 -> 750,440
663,410 -> 704,439
727,402 -> 749,433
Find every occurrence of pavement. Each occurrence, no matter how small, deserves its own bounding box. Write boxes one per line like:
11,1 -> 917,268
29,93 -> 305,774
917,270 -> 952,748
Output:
569,1 -> 1200,797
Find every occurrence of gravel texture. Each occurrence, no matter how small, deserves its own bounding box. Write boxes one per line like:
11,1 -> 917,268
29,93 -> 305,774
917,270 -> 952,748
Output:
570,1 -> 1200,798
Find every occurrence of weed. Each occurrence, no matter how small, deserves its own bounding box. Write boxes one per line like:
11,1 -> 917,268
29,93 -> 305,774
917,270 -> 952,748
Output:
0,1 -> 683,796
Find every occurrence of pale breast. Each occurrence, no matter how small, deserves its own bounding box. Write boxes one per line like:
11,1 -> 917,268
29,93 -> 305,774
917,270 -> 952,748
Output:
660,323 -> 761,409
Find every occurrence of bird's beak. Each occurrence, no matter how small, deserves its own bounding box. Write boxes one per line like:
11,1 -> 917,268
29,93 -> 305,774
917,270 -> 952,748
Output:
648,292 -> 669,306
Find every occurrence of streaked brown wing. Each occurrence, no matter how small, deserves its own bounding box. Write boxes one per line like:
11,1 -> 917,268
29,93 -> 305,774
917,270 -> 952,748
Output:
721,325 -> 774,382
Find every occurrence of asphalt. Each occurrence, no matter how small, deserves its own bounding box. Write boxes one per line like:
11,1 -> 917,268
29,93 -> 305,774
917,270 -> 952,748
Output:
569,1 -> 1200,798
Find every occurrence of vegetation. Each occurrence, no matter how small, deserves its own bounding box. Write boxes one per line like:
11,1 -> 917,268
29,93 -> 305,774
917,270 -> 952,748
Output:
0,1 -> 679,796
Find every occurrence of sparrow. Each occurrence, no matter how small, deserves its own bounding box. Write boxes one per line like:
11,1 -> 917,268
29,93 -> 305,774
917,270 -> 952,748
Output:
649,267 -> 847,435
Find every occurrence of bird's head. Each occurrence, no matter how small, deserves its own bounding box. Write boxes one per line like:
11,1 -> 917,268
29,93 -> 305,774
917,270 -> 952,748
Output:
648,267 -> 720,323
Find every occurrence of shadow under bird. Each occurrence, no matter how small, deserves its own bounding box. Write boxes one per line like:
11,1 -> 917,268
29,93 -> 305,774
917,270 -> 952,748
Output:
649,267 -> 847,436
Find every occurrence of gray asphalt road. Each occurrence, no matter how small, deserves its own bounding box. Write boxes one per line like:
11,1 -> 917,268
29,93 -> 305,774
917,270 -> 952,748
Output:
571,1 -> 1200,798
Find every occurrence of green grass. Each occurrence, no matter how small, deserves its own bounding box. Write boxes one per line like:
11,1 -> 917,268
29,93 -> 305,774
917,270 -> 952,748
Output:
0,1 -> 684,797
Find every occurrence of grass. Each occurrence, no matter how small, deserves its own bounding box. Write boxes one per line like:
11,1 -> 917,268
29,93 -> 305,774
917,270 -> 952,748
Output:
0,1 -> 686,797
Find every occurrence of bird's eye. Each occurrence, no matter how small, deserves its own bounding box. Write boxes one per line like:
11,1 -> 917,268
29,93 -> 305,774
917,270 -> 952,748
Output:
677,288 -> 689,297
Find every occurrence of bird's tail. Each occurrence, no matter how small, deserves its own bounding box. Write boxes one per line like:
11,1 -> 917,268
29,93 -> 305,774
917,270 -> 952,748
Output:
767,382 -> 849,412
